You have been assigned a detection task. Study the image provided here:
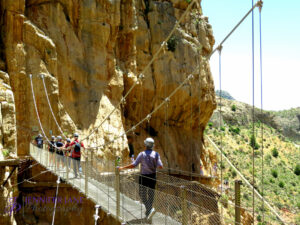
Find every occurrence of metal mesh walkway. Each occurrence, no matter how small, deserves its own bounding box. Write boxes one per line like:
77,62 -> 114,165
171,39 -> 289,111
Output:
29,143 -> 223,225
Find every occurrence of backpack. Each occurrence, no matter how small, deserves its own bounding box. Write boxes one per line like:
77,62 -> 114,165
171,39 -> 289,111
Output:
36,138 -> 43,146
49,141 -> 55,151
143,150 -> 159,171
74,143 -> 81,153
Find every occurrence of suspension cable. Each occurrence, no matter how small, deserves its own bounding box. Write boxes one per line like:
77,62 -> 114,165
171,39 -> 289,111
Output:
41,74 -> 66,139
11,169 -> 51,187
190,81 -> 193,179
258,1 -> 265,222
210,0 -> 262,57
217,46 -> 224,220
30,75 -> 62,151
51,176 -> 60,225
251,0 -> 255,221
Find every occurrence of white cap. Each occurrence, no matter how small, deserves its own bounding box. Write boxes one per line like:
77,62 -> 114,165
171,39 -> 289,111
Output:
144,137 -> 154,149
57,136 -> 62,140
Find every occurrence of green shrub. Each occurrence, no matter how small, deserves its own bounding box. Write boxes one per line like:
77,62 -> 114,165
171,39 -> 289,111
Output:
167,35 -> 179,52
294,164 -> 300,176
208,122 -> 213,129
265,154 -> 272,162
231,170 -> 237,178
250,134 -> 260,149
279,181 -> 285,188
229,126 -> 240,135
2,149 -> 9,157
271,169 -> 278,178
272,148 -> 279,158
220,162 -> 225,169
231,104 -> 236,111
220,126 -> 225,131
243,193 -> 249,200
257,215 -> 262,222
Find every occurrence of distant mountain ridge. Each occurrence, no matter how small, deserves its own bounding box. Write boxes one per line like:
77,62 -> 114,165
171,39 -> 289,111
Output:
214,91 -> 300,143
215,90 -> 235,100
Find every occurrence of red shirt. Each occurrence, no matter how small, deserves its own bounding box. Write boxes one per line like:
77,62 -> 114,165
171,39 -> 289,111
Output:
65,143 -> 71,156
70,139 -> 84,158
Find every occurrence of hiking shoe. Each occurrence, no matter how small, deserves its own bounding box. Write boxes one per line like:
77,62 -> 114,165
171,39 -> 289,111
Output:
147,208 -> 156,220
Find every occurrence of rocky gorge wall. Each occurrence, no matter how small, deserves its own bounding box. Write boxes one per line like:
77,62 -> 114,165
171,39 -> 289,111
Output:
0,0 -> 217,224
0,0 -> 216,173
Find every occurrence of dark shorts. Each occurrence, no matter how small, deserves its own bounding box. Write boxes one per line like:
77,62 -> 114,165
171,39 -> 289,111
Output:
139,173 -> 156,188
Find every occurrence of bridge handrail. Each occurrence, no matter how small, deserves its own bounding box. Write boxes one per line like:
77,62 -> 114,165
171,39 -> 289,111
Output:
29,143 -> 228,224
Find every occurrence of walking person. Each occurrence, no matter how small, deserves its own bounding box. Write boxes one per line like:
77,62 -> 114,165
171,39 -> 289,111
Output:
48,136 -> 56,166
70,133 -> 84,178
119,137 -> 163,220
34,134 -> 43,157
55,136 -> 64,170
64,138 -> 72,169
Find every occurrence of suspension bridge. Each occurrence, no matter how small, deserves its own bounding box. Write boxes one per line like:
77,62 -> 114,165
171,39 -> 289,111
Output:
12,0 -> 288,224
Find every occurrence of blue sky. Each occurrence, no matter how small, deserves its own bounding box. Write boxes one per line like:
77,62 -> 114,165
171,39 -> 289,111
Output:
202,0 -> 300,111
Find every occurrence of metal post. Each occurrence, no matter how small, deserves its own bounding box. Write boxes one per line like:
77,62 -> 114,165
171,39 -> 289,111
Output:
115,166 -> 120,219
54,148 -> 57,173
180,185 -> 187,225
85,155 -> 88,195
91,150 -> 94,179
46,144 -> 49,167
94,205 -> 101,225
40,144 -> 42,163
235,180 -> 242,225
66,156 -> 69,181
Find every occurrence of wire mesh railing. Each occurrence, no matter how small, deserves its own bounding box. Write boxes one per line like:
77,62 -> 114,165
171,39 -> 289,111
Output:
29,143 -> 228,224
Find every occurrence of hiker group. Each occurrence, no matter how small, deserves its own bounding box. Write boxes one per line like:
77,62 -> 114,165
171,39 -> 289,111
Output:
34,134 -> 163,220
34,133 -> 84,178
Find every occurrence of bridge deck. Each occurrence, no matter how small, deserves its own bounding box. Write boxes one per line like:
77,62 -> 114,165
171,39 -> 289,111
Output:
30,144 -> 181,225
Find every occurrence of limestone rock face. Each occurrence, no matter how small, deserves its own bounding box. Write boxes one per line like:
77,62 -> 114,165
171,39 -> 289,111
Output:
0,71 -> 16,151
0,0 -> 216,173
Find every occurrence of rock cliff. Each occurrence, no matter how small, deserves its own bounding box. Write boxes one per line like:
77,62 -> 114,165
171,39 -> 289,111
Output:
0,0 -> 216,174
0,0 -> 217,224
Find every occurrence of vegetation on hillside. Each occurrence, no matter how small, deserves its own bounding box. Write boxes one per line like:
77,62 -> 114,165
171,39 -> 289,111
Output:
205,102 -> 300,224
270,107 -> 300,143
